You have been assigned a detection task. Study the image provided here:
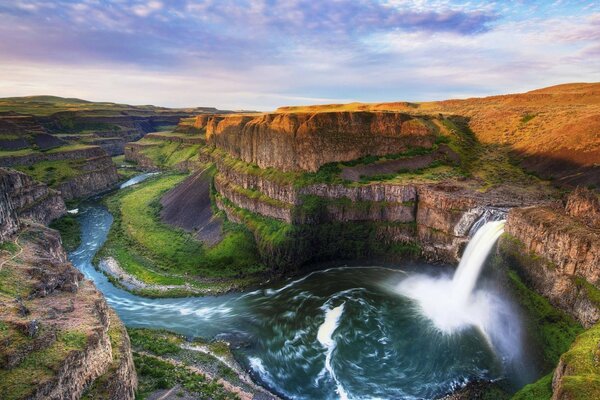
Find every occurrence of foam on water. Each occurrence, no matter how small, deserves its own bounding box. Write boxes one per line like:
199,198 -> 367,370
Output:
317,303 -> 349,400
395,220 -> 524,365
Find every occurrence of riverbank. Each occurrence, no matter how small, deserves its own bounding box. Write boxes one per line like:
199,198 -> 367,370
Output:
92,172 -> 268,297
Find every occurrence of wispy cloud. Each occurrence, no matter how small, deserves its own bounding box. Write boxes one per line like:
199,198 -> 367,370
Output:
0,1 -> 598,109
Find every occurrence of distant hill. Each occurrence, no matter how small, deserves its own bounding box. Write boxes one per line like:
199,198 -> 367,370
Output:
0,95 -> 228,116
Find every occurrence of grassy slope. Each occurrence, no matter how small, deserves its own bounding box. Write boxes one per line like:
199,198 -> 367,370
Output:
127,328 -> 239,400
134,138 -> 202,169
96,173 -> 265,296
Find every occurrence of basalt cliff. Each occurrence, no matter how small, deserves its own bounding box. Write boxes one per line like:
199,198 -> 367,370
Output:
0,168 -> 137,400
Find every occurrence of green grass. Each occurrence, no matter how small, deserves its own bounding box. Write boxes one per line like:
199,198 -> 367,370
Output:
129,328 -> 183,356
520,113 -> 537,124
0,143 -> 95,158
512,372 -> 553,400
134,353 -> 238,400
14,160 -> 82,188
0,329 -> 88,400
0,241 -> 18,254
553,323 -> 600,400
96,173 -> 265,294
135,139 -> 201,169
506,269 -> 582,366
50,215 -> 81,252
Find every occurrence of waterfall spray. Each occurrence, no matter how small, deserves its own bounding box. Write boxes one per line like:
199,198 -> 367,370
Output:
396,219 -> 507,334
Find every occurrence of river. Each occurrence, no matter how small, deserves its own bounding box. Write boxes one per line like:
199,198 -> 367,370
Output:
68,174 -> 541,400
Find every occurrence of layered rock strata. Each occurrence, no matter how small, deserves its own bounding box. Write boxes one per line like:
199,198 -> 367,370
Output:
205,112 -> 437,172
504,189 -> 600,328
0,146 -> 119,201
210,149 -> 525,266
0,168 -> 66,241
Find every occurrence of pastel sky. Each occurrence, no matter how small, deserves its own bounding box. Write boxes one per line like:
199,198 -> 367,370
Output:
0,0 -> 599,110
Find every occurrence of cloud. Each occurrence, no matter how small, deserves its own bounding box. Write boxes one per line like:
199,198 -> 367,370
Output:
0,1 -> 598,109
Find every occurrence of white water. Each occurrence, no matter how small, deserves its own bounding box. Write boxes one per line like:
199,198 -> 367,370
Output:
452,220 -> 506,306
395,220 -> 525,366
317,303 -> 349,400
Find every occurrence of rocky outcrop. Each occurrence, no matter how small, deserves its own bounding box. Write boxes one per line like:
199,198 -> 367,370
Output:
124,138 -> 202,172
206,112 -> 437,172
550,322 -> 600,400
0,224 -> 137,400
145,132 -> 204,144
503,188 -> 600,327
0,146 -> 119,201
0,168 -> 66,240
565,186 -> 600,229
56,155 -> 119,200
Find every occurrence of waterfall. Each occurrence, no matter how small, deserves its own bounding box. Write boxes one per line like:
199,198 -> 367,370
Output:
451,220 -> 505,306
396,218 -> 507,334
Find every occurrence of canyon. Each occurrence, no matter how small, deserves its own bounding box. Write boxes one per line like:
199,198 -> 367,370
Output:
0,169 -> 136,400
0,83 -> 599,399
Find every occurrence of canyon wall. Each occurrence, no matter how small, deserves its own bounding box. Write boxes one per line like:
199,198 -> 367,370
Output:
0,223 -> 136,400
0,168 -> 66,241
0,146 -> 119,201
205,112 -> 437,172
503,189 -> 600,327
209,148 -> 522,267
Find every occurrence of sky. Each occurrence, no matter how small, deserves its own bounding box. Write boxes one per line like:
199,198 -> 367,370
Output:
0,0 -> 599,110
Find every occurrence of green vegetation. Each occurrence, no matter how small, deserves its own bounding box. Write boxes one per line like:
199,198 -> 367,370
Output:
129,328 -> 239,400
553,323 -> 600,399
574,277 -> 600,309
112,155 -> 139,180
0,143 -> 94,157
512,373 -> 553,400
0,95 -> 173,117
14,160 -> 81,187
134,138 -> 201,169
134,354 -> 238,400
129,328 -> 183,356
50,214 -> 81,252
0,329 -> 88,400
96,173 -> 265,296
0,241 -> 19,254
520,113 -> 537,124
507,269 -> 582,367
217,192 -> 420,268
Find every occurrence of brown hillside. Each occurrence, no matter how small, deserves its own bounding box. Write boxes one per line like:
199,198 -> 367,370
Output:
276,83 -> 600,187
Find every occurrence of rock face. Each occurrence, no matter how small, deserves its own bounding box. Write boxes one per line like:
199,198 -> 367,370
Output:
0,224 -> 137,400
0,168 -> 66,241
206,112 -> 437,172
210,148 -> 525,266
0,146 -> 119,201
503,188 -> 600,327
56,154 -> 119,201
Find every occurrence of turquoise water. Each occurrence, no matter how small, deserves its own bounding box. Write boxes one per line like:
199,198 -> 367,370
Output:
69,175 -> 541,399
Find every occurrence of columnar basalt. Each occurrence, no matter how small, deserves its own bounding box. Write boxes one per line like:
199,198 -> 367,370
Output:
206,112 -> 437,172
0,168 -> 66,240
504,192 -> 600,328
208,146 -> 520,266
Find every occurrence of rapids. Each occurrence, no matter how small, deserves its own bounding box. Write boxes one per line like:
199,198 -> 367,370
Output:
67,174 -> 542,399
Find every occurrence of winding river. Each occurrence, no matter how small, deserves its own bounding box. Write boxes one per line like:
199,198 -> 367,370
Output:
69,174 -> 541,400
